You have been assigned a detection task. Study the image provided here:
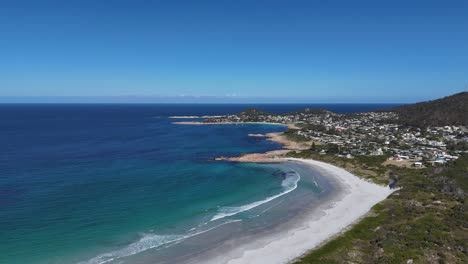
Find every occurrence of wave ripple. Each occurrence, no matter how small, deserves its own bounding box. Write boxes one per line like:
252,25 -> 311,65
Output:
211,170 -> 300,221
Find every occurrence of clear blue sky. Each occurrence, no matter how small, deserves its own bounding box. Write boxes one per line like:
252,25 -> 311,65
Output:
1,0 -> 467,103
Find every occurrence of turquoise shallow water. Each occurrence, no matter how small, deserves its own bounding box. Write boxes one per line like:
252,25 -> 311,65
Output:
0,105 -> 301,264
0,104 -> 388,263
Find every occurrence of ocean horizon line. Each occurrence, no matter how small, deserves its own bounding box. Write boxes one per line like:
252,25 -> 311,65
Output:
0,102 -> 404,105
0,94 -> 446,104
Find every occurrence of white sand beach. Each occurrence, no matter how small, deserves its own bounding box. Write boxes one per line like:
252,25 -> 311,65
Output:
201,158 -> 395,264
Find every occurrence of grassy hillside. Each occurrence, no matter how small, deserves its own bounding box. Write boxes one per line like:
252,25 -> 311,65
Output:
288,151 -> 468,264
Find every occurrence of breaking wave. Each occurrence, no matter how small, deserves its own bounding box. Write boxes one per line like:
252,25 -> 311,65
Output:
211,170 -> 300,221
79,219 -> 241,264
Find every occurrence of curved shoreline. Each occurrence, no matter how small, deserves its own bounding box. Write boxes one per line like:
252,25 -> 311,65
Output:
200,158 -> 394,264
171,121 -> 395,263
83,157 -> 394,264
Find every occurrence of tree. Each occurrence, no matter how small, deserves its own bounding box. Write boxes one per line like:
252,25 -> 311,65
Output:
327,144 -> 340,154
310,142 -> 317,151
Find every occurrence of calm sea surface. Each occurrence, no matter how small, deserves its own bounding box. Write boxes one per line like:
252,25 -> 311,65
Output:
0,104 -> 397,263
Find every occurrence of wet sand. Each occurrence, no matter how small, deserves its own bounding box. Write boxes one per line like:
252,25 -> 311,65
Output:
166,121 -> 394,264
190,159 -> 394,264
122,161 -> 337,264
123,160 -> 393,264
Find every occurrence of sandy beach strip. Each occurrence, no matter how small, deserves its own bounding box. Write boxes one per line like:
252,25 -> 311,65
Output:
174,120 -> 394,263
216,132 -> 309,162
202,158 -> 395,264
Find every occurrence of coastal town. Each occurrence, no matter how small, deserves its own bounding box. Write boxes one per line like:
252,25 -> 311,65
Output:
198,108 -> 468,168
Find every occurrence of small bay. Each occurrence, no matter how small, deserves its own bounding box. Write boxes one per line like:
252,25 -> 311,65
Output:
0,104 -> 393,264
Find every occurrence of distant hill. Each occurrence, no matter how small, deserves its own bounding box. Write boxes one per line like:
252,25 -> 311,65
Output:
380,92 -> 468,127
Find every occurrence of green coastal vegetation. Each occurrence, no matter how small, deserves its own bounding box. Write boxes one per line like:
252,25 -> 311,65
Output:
207,93 -> 467,170
203,92 -> 468,263
286,94 -> 468,263
288,146 -> 467,263
283,129 -> 310,142
288,149 -> 389,184
381,92 -> 468,127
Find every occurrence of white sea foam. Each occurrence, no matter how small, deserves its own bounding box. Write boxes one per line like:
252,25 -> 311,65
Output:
311,176 -> 319,188
203,158 -> 396,264
79,234 -> 184,264
210,171 -> 300,222
79,220 -> 241,264
201,115 -> 222,118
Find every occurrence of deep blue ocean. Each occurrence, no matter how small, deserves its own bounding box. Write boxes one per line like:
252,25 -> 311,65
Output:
0,104 -> 397,264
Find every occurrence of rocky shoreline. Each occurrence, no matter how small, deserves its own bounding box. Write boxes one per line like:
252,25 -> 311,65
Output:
215,132 -> 309,162
174,121 -> 307,162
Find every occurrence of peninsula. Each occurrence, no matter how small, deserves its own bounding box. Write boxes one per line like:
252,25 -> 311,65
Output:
175,92 -> 468,264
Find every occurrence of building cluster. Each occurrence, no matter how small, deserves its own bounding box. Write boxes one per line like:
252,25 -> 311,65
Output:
205,109 -> 468,167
